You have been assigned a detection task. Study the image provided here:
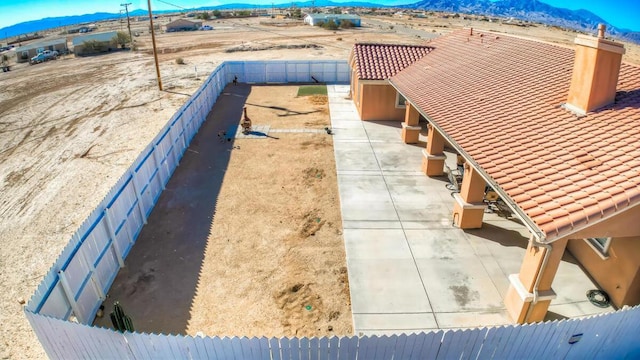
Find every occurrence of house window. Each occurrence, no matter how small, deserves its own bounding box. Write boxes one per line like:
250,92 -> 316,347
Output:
395,92 -> 407,109
584,237 -> 612,258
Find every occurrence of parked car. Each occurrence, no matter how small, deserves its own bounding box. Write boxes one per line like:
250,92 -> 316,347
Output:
30,50 -> 58,65
42,50 -> 59,59
200,25 -> 213,31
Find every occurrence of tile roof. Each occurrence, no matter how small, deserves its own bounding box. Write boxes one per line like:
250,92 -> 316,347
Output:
351,43 -> 432,81
390,29 -> 640,242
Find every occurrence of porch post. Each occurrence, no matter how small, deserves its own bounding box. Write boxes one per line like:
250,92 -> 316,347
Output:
421,123 -> 446,176
452,164 -> 487,229
401,103 -> 421,144
504,238 -> 566,323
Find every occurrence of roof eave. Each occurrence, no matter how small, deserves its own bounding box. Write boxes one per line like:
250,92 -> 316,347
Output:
389,79 -> 547,243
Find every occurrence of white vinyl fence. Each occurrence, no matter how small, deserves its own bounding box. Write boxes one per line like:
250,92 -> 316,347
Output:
24,306 -> 640,359
24,60 -> 640,359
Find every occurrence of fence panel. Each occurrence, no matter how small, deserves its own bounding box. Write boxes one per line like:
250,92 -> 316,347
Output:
245,62 -> 267,83
266,62 -> 288,83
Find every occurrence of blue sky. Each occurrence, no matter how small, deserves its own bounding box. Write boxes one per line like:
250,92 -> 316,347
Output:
0,0 -> 638,31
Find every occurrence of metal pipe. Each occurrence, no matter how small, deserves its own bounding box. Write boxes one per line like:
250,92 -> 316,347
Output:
524,235 -> 552,322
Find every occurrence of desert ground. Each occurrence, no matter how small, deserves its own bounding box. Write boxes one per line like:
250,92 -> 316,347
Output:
1,13 -> 639,359
93,85 -> 351,339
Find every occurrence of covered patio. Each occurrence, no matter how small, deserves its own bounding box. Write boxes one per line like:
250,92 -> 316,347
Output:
328,84 -> 612,336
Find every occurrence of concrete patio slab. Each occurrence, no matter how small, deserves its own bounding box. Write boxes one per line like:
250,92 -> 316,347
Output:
415,257 -> 505,312
332,127 -> 370,141
353,313 -> 438,333
343,228 -> 413,260
343,220 -> 403,229
348,258 -> 430,314
325,84 -> 612,336
434,311 -> 511,329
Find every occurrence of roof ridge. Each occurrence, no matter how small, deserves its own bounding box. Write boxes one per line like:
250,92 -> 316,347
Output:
355,43 -> 433,48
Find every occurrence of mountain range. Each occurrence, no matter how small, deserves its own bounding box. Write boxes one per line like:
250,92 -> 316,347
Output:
403,0 -> 639,42
1,0 -> 638,44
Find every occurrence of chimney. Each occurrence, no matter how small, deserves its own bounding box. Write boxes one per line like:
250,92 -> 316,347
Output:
565,24 -> 625,114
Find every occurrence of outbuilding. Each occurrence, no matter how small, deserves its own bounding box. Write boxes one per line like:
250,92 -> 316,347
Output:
303,14 -> 361,27
14,38 -> 68,63
164,19 -> 203,32
72,31 -> 119,56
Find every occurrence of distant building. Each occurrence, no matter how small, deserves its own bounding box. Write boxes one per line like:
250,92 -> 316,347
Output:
164,19 -> 202,32
303,14 -> 361,27
14,38 -> 68,63
72,31 -> 118,56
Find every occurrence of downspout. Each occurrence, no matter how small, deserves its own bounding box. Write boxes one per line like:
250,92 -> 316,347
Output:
524,235 -> 552,322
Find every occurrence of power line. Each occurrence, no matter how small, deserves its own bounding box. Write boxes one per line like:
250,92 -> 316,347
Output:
156,0 -> 189,11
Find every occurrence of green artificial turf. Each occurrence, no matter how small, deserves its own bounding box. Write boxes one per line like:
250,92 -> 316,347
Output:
297,85 -> 328,97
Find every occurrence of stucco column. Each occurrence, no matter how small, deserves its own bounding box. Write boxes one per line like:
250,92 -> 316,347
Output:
452,164 -> 487,229
401,103 -> 421,144
421,124 -> 446,176
504,238 -> 566,324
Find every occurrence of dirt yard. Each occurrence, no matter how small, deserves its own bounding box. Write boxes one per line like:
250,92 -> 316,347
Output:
93,85 -> 351,338
1,13 -> 639,360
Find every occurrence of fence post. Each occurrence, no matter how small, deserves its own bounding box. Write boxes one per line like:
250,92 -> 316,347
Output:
168,126 -> 179,169
129,170 -> 148,225
58,269 -> 86,324
103,208 -> 125,268
152,145 -> 166,190
179,115 -> 188,156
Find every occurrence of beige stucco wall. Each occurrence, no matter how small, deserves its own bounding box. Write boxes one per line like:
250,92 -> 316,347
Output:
360,84 -> 405,121
567,236 -> 640,307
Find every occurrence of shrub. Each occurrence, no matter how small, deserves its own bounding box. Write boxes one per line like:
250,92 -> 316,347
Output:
339,20 -> 353,29
321,20 -> 338,30
336,37 -> 342,41
175,57 -> 185,65
81,40 -> 106,54
111,31 -> 131,49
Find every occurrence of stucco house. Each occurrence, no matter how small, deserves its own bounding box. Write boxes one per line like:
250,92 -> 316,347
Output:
72,31 -> 119,56
164,19 -> 202,32
14,38 -> 68,63
349,26 -> 640,324
303,14 -> 361,27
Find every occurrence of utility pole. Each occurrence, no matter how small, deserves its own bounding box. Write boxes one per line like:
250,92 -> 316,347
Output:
147,0 -> 163,90
121,3 -> 133,49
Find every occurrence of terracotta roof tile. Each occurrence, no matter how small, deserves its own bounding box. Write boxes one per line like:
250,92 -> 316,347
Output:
390,29 -> 640,242
351,43 -> 432,80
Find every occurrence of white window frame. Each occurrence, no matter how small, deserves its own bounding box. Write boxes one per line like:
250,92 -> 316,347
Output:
584,237 -> 612,259
395,92 -> 407,109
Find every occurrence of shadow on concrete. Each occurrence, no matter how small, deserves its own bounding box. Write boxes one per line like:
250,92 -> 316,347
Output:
465,223 -> 529,250
93,84 -> 251,335
544,311 -> 568,321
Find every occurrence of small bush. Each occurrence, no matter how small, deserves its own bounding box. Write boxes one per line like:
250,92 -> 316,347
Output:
339,20 -> 353,29
175,57 -> 185,65
336,37 -> 342,41
321,20 -> 339,31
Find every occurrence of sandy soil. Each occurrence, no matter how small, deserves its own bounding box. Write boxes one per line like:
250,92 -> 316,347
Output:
2,14 -> 638,360
93,85 -> 351,338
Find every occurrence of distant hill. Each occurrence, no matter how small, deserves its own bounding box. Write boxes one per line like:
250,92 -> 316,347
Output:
1,0 -> 638,44
403,0 -> 639,43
